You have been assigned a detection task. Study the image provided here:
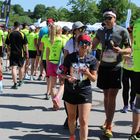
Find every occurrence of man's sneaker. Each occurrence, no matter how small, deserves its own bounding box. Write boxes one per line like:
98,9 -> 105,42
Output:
121,106 -> 128,113
104,128 -> 113,138
129,134 -> 139,140
11,83 -> 18,89
18,80 -> 24,87
130,103 -> 135,111
69,135 -> 75,140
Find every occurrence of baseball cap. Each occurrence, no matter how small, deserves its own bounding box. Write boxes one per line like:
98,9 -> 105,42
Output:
29,25 -> 36,30
47,18 -> 55,24
72,21 -> 86,30
78,34 -> 91,42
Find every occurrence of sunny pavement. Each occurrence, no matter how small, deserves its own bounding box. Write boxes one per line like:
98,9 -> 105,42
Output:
0,68 -> 132,140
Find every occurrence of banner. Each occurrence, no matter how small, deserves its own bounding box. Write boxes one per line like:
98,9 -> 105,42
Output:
5,0 -> 11,28
125,9 -> 132,28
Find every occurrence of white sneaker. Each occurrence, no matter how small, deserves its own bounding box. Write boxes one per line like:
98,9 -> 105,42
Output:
30,76 -> 34,81
24,74 -> 30,80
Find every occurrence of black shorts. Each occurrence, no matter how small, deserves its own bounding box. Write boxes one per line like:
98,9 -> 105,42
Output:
63,82 -> 92,104
0,47 -> 3,57
132,72 -> 140,94
29,50 -> 37,58
97,65 -> 122,89
10,56 -> 25,67
42,60 -> 47,71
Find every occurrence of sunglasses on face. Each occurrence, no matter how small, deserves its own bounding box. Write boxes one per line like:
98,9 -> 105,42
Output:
77,28 -> 86,32
104,16 -> 112,21
79,41 -> 91,47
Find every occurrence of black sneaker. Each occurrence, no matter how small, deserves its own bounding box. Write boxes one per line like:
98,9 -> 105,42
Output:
44,94 -> 50,100
18,80 -> 24,87
129,134 -> 139,140
11,83 -> 18,89
37,75 -> 43,81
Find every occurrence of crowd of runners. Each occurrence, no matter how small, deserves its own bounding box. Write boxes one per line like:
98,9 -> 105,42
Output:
0,7 -> 139,140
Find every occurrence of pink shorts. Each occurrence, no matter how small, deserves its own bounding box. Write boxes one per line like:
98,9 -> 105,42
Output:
46,61 -> 58,77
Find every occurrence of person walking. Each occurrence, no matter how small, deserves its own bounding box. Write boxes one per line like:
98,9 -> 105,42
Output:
62,34 -> 97,140
92,8 -> 131,138
63,21 -> 87,128
129,18 -> 140,140
121,26 -> 136,113
5,21 -> 28,89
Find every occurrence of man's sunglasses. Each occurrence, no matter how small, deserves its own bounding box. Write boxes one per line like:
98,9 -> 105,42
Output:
104,16 -> 112,20
79,41 -> 91,47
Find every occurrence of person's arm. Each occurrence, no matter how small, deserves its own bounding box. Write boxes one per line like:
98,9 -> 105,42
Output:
24,44 -> 29,59
92,37 -> 100,50
46,47 -> 50,62
113,46 -> 131,55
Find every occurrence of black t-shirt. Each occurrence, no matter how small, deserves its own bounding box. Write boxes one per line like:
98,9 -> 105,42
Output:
6,31 -> 28,57
63,52 -> 97,87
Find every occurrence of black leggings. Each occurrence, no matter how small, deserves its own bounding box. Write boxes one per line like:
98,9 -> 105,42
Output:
122,68 -> 136,106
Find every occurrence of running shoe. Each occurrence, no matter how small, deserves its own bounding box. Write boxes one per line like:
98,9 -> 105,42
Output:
121,106 -> 128,113
100,124 -> 106,131
37,75 -> 43,81
100,121 -> 107,131
129,134 -> 140,140
24,73 -> 30,80
18,80 -> 24,87
130,103 -> 135,111
44,94 -> 50,100
69,135 -> 75,140
104,128 -> 113,138
11,83 -> 18,89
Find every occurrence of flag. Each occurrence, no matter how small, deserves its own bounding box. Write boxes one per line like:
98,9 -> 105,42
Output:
5,0 -> 11,28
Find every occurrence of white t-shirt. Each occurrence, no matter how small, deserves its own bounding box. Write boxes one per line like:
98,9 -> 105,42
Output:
64,38 -> 79,54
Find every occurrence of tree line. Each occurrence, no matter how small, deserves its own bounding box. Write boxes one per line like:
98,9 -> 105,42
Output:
0,0 -> 140,27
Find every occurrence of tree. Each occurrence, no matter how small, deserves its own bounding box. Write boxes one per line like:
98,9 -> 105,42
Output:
33,4 -> 46,19
97,0 -> 129,24
68,0 -> 98,24
45,6 -> 58,21
13,4 -> 24,16
57,8 -> 71,21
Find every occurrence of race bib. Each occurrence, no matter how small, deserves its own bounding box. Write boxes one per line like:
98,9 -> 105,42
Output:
102,49 -> 117,63
72,63 -> 80,80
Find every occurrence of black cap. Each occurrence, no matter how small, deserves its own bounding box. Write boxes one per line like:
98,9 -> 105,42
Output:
62,26 -> 70,32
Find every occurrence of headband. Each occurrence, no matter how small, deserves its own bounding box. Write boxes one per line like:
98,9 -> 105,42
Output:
103,11 -> 116,18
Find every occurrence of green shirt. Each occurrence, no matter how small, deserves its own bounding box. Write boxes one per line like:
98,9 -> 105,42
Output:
27,32 -> 36,51
48,36 -> 64,64
41,34 -> 49,60
21,28 -> 29,37
0,29 -> 4,46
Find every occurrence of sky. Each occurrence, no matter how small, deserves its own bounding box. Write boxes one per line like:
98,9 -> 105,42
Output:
11,0 -> 70,11
1,0 -> 140,11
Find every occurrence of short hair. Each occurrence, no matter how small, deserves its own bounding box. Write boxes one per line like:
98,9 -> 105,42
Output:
14,21 -> 20,27
22,23 -> 27,28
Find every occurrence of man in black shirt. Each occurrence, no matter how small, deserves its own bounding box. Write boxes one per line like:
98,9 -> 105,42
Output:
6,21 -> 28,89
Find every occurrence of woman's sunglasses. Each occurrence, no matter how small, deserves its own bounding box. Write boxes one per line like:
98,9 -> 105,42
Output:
79,41 -> 91,47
